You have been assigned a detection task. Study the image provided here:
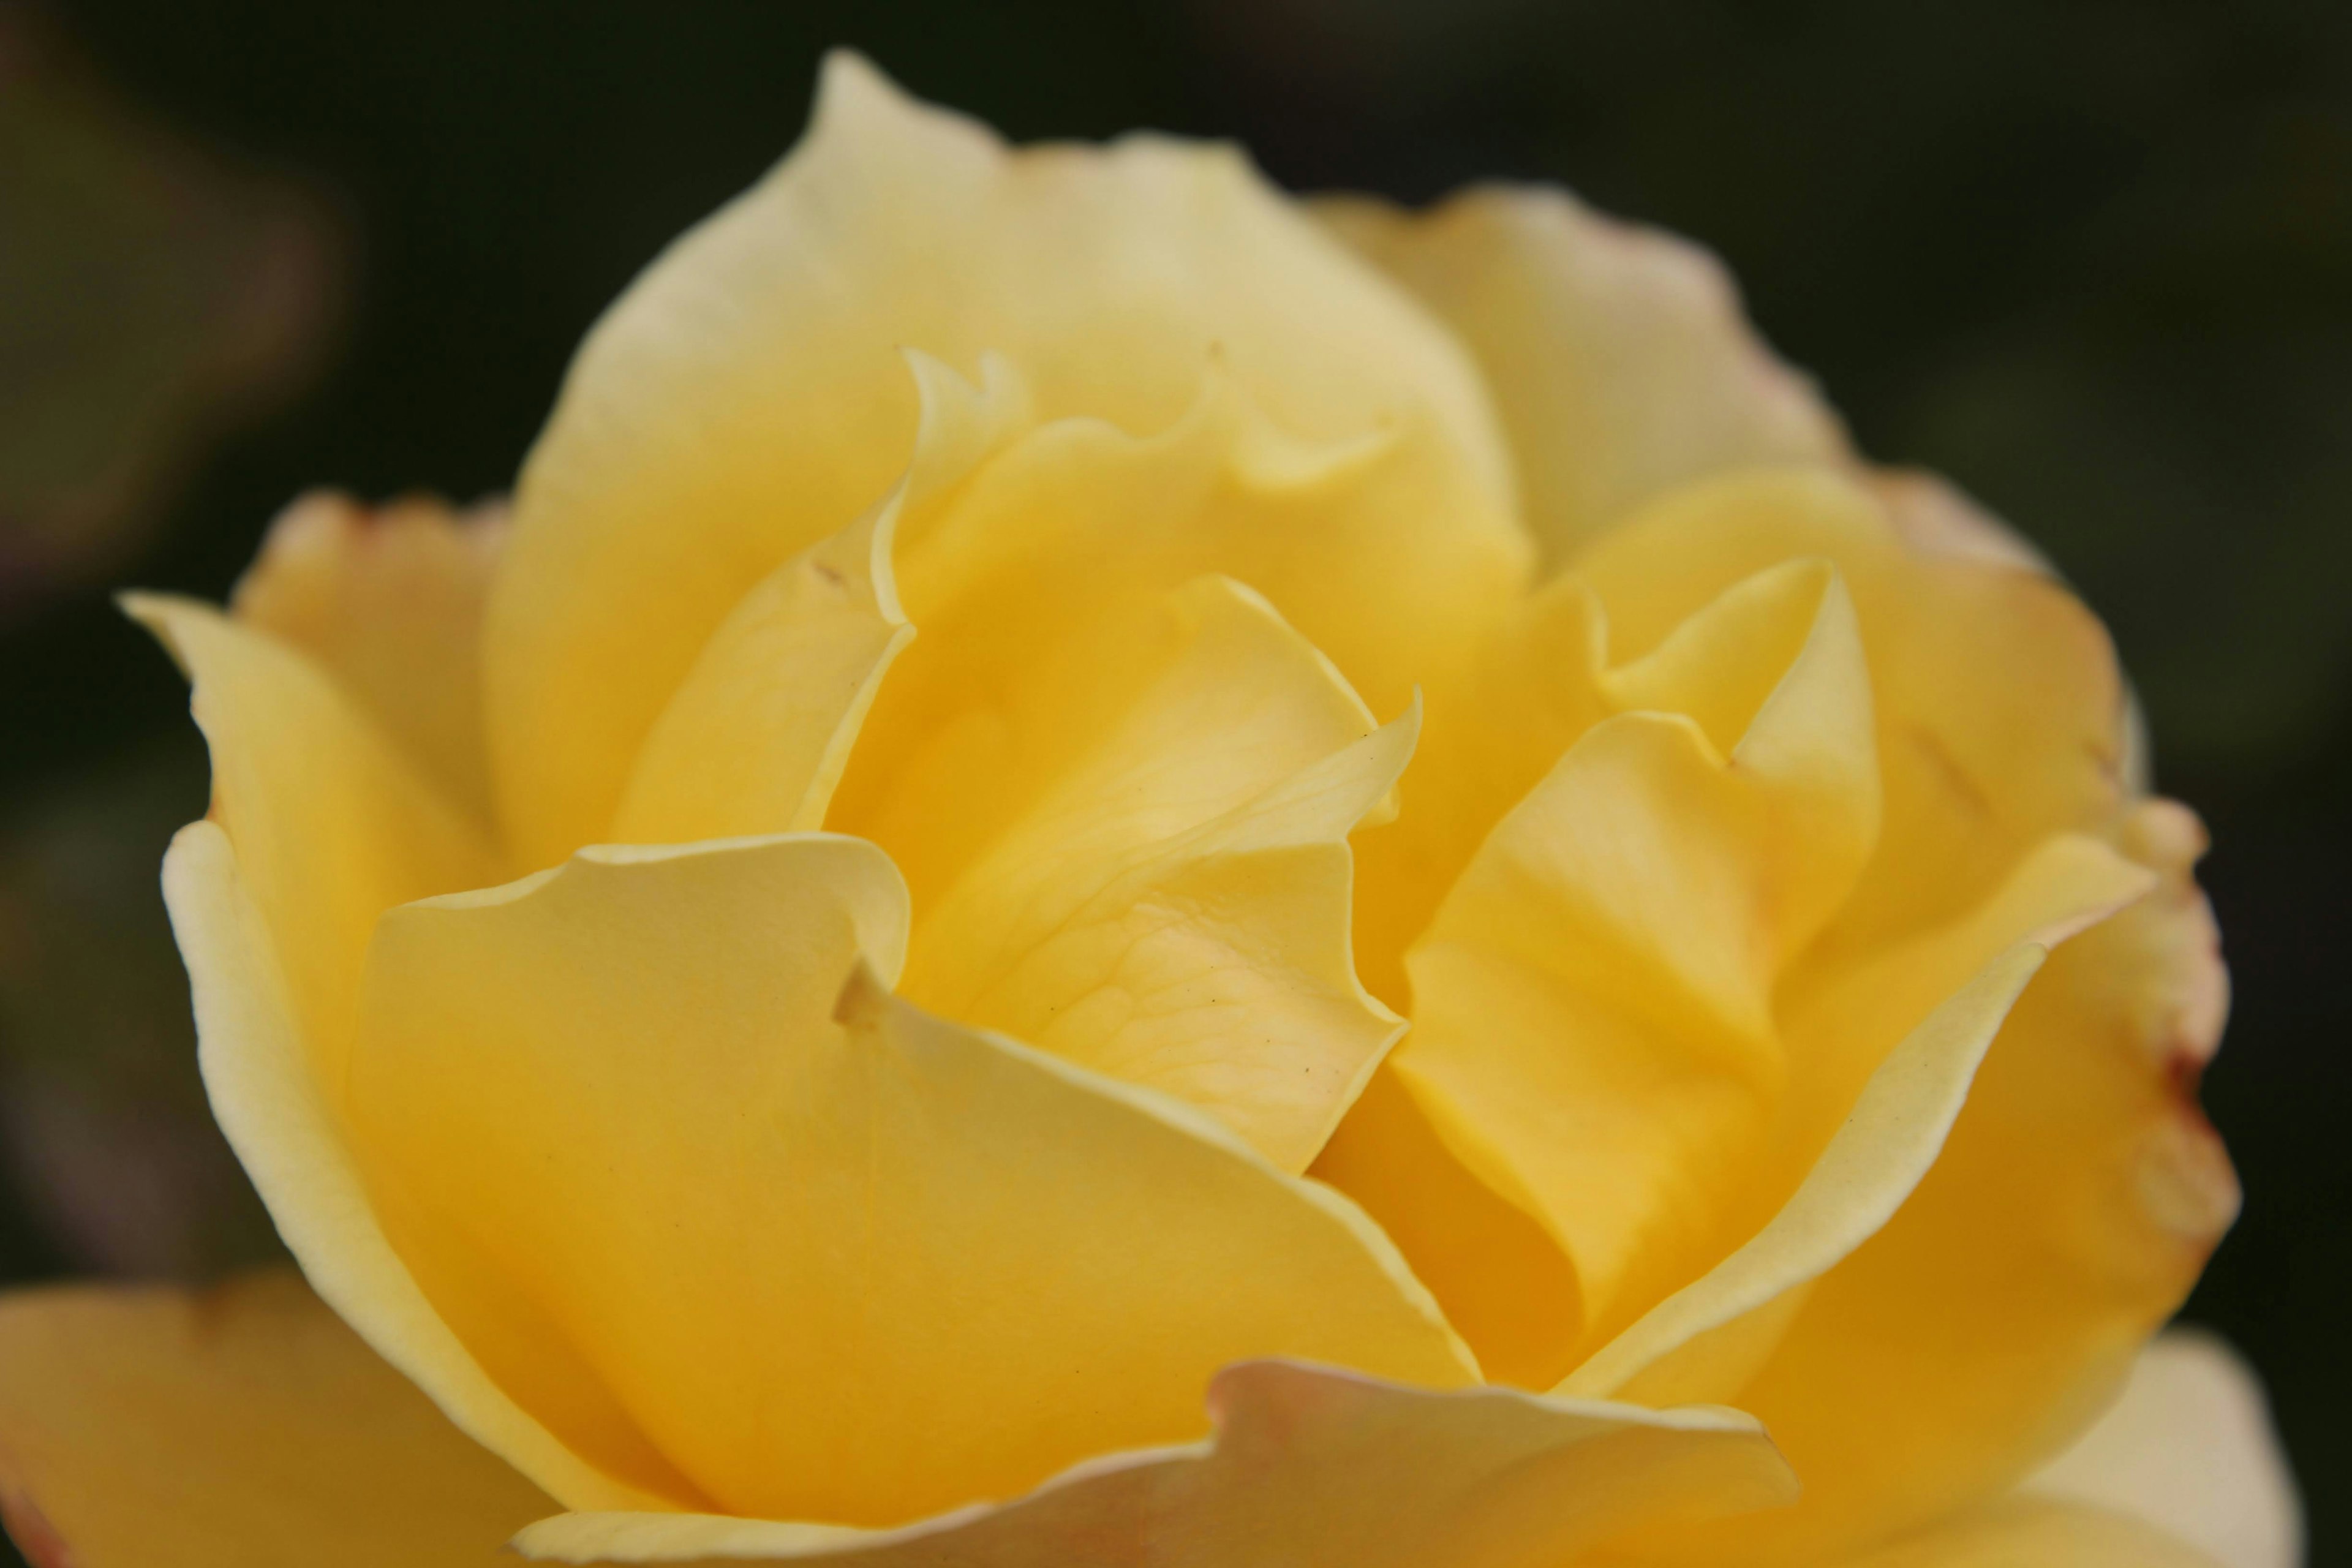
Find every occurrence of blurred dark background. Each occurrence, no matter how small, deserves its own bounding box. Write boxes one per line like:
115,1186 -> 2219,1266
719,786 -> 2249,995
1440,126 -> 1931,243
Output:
1,0 -> 2344,1560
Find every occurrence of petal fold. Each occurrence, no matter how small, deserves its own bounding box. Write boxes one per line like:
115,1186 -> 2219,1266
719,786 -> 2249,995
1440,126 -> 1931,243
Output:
511,1363 -> 1792,1566
347,834 -> 1474,1527
902,576 -> 1411,1170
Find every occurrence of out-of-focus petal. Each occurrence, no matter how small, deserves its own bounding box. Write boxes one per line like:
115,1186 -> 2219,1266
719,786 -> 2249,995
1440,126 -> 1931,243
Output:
347,833 -> 1474,1526
511,1363 -> 1792,1567
0,1271 -> 552,1568
1824,1499 -> 2225,1567
230,489 -> 507,820
904,577 -> 1410,1170
488,51 -> 1514,865
2030,1329 -> 2302,1568
1319,185 -> 1845,567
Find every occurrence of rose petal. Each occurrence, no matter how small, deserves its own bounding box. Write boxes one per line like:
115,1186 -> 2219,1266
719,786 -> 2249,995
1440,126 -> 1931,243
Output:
510,1362 -> 1792,1566
1662,804 -> 2236,1559
1319,184 -> 1846,567
230,488 -> 507,820
488,51 -> 1513,865
2030,1329 -> 2300,1568
159,821 -> 691,1512
1823,1498 -> 2224,1567
0,1270 -> 552,1568
902,576 -> 1411,1170
1385,557 -> 1879,1366
346,833 -> 1475,1525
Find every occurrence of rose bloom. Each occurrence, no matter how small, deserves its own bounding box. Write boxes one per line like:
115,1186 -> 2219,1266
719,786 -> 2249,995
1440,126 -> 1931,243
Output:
0,55 -> 2301,1568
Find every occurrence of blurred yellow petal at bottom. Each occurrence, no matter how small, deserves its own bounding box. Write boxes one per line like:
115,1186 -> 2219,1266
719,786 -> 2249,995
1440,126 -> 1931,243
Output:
0,1271 -> 553,1568
512,1361 -> 1794,1567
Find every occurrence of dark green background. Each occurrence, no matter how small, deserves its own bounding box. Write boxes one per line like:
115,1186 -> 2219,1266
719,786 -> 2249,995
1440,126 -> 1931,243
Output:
4,0 -> 2346,1561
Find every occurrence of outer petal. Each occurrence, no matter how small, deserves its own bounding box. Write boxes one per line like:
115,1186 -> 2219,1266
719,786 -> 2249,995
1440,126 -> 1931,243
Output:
1670,801 -> 2237,1561
346,834 -> 1476,1527
1319,185 -> 1845,567
129,595 -> 500,1074
511,1363 -> 1793,1567
1387,559 -> 1879,1370
1823,1499 -> 2225,1568
0,1270 -> 551,1567
230,488 -> 507,820
2030,1330 -> 2302,1568
903,576 -> 1409,1170
489,51 -> 1514,864
160,821 -> 687,1512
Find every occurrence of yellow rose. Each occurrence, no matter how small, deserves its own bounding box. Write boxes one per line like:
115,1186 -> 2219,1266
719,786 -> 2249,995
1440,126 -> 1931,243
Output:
0,54 -> 2297,1568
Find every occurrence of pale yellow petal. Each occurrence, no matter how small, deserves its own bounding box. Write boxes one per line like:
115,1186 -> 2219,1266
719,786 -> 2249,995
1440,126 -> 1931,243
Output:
1388,558 -> 1879,1363
1319,184 -> 1845,566
0,1272 -> 553,1568
159,821 -> 688,1513
2030,1329 -> 2302,1568
231,488 -> 507,820
489,51 -> 1513,864
902,576 -> 1408,1170
346,833 -> 1474,1527
1676,801 -> 2237,1561
609,493 -> 911,845
511,1363 -> 1791,1566
127,594 -> 500,1086
1825,1499 -> 2225,1568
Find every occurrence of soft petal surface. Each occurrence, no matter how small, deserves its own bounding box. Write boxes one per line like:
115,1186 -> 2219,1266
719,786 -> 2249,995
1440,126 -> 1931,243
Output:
609,494 -> 910,845
1675,801 -> 2236,1561
1385,559 -> 1879,1372
902,576 -> 1408,1169
1570,466 -> 2127,957
1319,186 -> 1845,567
2030,1329 -> 2302,1568
489,51 -> 1514,865
230,488 -> 507,821
346,832 -> 1474,1527
0,1270 -> 552,1568
1826,1499 -> 2225,1568
129,595 -> 500,1074
160,821 -> 682,1513
511,1362 -> 1792,1567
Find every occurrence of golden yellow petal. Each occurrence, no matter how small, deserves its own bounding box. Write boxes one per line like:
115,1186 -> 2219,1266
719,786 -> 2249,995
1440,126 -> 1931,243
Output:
510,1363 -> 1791,1566
902,576 -> 1408,1170
346,832 -> 1474,1526
160,821 -> 688,1513
1387,557 -> 1880,1364
2030,1329 -> 2301,1568
1820,1499 -> 2225,1568
609,488 -> 910,845
0,1271 -> 552,1568
1570,466 -> 2126,956
231,488 -> 507,820
835,362 -> 1529,917
488,50 -> 1513,866
1319,185 -> 1845,567
1672,801 -> 2236,1561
